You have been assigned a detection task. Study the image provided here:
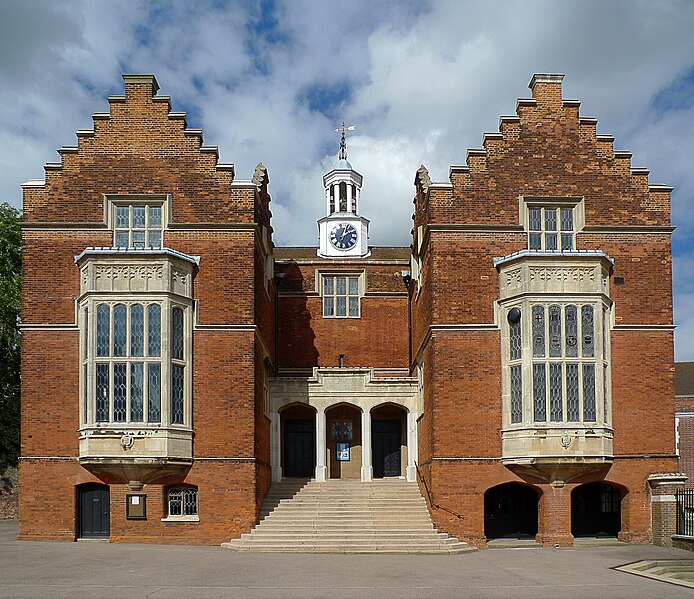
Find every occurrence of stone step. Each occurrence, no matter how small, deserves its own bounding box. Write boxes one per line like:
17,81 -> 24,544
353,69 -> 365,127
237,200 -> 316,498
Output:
224,478 -> 474,555
241,530 -> 451,540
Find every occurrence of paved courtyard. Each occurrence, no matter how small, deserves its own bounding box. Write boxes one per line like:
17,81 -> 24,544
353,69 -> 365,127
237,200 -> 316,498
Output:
1,520 -> 692,598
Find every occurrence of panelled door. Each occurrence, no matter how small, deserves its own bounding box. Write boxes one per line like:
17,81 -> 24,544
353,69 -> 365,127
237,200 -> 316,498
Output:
284,419 -> 315,477
78,483 -> 110,539
372,419 -> 401,478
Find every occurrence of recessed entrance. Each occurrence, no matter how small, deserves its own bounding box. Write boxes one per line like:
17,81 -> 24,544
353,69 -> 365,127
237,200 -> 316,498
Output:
371,404 -> 406,478
484,483 -> 539,540
327,403 -> 362,479
78,483 -> 110,539
282,404 -> 316,478
571,482 -> 622,537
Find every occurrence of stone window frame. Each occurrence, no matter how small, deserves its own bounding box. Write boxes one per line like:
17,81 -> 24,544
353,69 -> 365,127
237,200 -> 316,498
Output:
318,271 -> 366,319
501,297 -> 611,428
162,485 -> 199,522
105,194 -> 170,250
79,296 -> 193,428
520,196 -> 585,252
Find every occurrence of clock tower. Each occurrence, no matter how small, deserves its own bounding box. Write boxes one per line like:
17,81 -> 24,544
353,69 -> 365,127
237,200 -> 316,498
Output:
317,125 -> 370,258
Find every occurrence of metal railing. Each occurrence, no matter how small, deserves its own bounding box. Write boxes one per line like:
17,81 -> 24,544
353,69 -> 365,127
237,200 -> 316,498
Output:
414,461 -> 465,521
676,489 -> 694,536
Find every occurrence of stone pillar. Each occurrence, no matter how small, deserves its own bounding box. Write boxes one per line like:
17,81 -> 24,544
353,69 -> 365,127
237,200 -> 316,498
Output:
270,412 -> 282,482
361,410 -> 373,482
406,411 -> 418,482
537,482 -> 573,547
648,473 -> 688,547
315,409 -> 327,482
346,183 -> 353,214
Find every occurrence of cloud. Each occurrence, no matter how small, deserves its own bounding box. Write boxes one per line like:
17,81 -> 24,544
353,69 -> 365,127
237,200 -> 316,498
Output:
2,0 -> 694,359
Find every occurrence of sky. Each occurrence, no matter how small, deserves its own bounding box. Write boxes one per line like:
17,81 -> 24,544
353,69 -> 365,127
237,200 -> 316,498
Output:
1,0 -> 694,360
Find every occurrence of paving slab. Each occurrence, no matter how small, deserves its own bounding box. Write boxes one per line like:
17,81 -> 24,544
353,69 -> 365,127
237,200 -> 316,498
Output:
2,521 -> 694,598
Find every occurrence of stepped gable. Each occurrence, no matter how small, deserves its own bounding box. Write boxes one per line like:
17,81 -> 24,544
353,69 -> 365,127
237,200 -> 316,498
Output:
415,73 -> 673,228
22,74 -> 257,225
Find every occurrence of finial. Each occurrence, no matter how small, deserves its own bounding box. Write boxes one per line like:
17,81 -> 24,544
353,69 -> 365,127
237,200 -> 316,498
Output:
335,122 -> 356,160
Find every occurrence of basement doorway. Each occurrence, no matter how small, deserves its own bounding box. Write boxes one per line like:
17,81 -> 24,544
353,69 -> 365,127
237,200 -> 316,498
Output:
571,482 -> 622,538
484,483 -> 539,540
78,483 -> 110,539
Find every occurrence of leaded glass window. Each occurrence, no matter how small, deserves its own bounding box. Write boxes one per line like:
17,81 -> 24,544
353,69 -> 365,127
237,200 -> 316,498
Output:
583,364 -> 596,421
533,364 -> 546,422
172,364 -> 184,425
566,363 -> 580,421
148,304 -> 161,357
113,203 -> 163,249
172,307 -> 184,361
582,305 -> 594,357
322,274 -> 361,318
527,206 -> 575,251
509,301 -> 609,426
549,305 -> 562,357
509,317 -> 521,361
549,364 -> 563,421
130,304 -> 144,357
86,301 -> 185,427
532,306 -> 545,358
510,366 -> 523,424
148,363 -> 161,423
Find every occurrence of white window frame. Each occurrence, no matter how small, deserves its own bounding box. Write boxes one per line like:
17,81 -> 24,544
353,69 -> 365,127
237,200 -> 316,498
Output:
318,271 -> 366,318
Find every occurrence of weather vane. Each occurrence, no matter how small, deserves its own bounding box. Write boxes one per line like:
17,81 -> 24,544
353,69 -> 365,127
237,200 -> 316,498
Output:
335,122 -> 356,160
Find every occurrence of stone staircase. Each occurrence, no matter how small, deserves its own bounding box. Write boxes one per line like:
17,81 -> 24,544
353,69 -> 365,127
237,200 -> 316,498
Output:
222,478 -> 474,554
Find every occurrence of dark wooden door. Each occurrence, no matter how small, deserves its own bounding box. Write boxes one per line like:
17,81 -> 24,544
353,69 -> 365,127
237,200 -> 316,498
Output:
79,484 -> 110,539
284,419 -> 314,477
373,420 -> 401,478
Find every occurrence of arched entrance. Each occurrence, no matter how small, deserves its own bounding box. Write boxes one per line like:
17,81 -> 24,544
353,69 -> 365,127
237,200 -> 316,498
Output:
484,483 -> 539,540
281,404 -> 316,478
78,483 -> 110,539
371,404 -> 407,478
326,403 -> 362,479
571,482 -> 622,537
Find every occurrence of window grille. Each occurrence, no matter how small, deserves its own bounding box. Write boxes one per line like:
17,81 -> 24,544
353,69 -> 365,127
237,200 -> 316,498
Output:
167,487 -> 198,517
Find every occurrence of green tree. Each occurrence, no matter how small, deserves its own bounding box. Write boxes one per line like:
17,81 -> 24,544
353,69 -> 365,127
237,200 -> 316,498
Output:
0,203 -> 21,469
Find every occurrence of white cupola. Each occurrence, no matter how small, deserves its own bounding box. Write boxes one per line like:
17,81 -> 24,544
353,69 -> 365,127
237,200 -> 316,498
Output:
317,124 -> 370,258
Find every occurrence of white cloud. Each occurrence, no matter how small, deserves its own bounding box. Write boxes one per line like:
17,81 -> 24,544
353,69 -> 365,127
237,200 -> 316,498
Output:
2,0 -> 694,358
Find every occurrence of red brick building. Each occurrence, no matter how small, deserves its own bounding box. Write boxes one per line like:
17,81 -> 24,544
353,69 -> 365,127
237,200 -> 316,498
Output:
19,73 -> 680,547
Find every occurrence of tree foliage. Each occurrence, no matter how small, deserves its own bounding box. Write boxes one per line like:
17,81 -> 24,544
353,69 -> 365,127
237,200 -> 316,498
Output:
0,203 -> 21,468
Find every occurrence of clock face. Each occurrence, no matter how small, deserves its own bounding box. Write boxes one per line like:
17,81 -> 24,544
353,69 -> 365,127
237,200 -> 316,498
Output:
330,223 -> 358,250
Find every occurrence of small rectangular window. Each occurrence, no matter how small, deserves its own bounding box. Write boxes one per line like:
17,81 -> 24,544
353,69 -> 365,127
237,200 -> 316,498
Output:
322,274 -> 362,318
527,206 -> 575,251
113,204 -> 164,249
